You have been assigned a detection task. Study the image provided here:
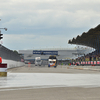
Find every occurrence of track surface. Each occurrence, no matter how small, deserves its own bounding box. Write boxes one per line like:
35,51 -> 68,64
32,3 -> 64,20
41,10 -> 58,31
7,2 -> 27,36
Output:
0,65 -> 100,100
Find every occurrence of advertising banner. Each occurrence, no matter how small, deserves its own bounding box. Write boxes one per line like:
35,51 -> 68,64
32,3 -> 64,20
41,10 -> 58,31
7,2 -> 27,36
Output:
0,64 -> 7,77
33,50 -> 58,55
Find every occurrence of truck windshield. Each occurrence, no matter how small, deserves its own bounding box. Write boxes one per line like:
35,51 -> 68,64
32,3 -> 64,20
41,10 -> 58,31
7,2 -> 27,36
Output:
36,60 -> 41,62
50,61 -> 55,63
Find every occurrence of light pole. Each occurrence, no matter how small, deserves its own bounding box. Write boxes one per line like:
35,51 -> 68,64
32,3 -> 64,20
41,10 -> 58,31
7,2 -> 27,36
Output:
0,19 -> 7,42
0,28 -> 7,31
0,28 -> 7,40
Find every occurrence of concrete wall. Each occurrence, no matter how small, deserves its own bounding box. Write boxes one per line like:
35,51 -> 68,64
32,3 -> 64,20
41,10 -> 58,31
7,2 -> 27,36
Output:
2,59 -> 25,69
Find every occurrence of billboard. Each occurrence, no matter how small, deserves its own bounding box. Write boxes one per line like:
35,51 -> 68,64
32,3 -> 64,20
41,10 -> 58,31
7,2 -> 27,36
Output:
33,50 -> 58,55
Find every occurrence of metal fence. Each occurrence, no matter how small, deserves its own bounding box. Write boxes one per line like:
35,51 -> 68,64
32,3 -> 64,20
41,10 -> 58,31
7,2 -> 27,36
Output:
0,45 -> 22,61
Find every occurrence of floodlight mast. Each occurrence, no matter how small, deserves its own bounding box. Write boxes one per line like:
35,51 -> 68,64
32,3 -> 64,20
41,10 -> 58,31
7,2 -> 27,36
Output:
0,28 -> 7,40
0,19 -> 7,40
0,28 -> 7,31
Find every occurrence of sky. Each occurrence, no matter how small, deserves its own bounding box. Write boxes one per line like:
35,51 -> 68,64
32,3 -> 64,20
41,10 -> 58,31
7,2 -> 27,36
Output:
0,0 -> 100,50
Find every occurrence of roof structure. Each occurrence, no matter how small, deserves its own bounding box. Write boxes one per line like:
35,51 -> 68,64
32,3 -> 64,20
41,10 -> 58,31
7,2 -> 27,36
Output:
68,24 -> 100,50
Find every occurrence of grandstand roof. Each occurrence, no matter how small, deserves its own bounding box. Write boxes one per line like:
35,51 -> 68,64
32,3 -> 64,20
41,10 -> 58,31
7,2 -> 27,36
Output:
68,24 -> 100,50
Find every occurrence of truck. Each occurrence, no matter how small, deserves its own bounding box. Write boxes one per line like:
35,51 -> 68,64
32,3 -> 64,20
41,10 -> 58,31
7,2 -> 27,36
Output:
35,57 -> 42,66
48,55 -> 57,68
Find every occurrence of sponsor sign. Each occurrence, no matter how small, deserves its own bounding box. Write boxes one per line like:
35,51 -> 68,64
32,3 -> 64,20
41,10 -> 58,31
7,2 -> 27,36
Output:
91,61 -> 93,64
33,50 -> 58,55
97,61 -> 100,64
0,68 -> 7,72
0,64 -> 7,77
88,61 -> 90,64
94,61 -> 96,64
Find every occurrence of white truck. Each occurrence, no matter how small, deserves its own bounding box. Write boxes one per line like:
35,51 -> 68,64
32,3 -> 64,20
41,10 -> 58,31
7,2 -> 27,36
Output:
35,57 -> 42,66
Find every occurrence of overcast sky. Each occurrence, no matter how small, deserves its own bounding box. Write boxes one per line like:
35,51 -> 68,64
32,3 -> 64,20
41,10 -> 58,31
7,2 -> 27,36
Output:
0,0 -> 100,50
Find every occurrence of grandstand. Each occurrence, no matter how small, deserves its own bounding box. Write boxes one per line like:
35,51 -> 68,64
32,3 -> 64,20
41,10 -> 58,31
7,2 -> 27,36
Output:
0,45 -> 23,61
68,24 -> 100,65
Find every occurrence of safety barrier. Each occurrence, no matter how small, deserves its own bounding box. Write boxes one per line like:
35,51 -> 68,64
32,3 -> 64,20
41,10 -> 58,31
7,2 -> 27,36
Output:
73,61 -> 100,66
0,45 -> 25,69
2,59 -> 25,69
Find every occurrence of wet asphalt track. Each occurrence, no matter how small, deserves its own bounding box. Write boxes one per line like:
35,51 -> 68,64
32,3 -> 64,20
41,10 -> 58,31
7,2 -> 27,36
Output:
0,65 -> 100,100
